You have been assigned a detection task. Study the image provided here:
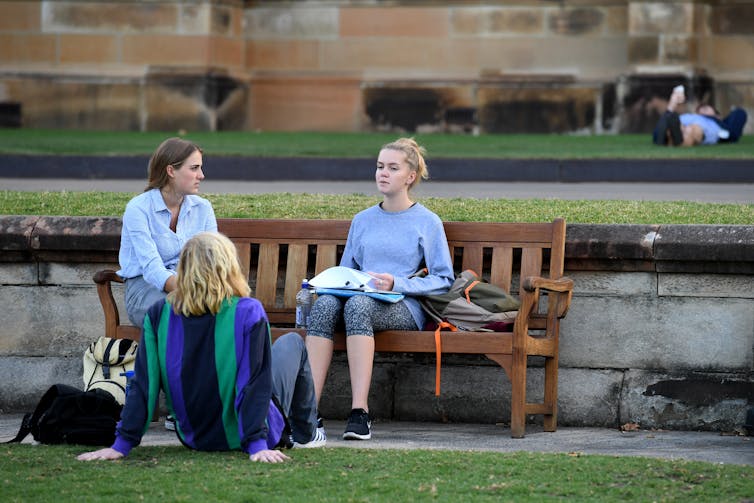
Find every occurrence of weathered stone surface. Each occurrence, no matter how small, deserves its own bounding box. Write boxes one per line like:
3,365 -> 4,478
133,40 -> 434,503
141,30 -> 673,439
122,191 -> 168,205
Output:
0,263 -> 37,285
663,35 -> 697,64
659,273 -> 754,299
43,2 -> 179,33
628,2 -> 693,34
709,3 -> 754,35
0,356 -> 81,413
245,6 -> 337,39
566,224 -> 658,261
627,36 -> 659,64
620,370 -> 753,431
548,7 -> 605,36
655,225 -> 754,263
567,271 -> 655,296
0,285 -> 104,356
560,295 -> 754,371
451,7 -> 543,35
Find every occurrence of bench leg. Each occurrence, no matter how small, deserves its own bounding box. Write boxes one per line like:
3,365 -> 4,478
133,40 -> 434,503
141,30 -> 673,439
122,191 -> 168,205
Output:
542,356 -> 558,432
510,352 -> 526,438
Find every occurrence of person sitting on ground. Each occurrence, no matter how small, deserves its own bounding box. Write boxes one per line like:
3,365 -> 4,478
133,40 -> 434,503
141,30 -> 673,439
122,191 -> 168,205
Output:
77,232 -> 325,464
653,85 -> 748,147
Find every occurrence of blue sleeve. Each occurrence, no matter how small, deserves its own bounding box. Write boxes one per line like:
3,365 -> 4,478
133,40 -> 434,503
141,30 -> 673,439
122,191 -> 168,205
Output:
122,201 -> 174,291
235,301 -> 274,455
393,214 -> 454,296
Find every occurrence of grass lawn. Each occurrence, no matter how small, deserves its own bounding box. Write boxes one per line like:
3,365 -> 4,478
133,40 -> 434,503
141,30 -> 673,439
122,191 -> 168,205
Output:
1,191 -> 753,224
2,444 -> 753,502
1,129 -> 753,159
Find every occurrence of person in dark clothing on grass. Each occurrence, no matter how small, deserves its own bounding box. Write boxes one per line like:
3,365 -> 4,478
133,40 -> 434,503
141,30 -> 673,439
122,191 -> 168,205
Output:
78,232 -> 325,463
653,85 -> 747,147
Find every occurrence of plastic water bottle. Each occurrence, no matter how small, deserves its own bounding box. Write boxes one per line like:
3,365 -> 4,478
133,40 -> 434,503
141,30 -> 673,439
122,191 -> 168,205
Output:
120,370 -> 135,399
295,279 -> 313,328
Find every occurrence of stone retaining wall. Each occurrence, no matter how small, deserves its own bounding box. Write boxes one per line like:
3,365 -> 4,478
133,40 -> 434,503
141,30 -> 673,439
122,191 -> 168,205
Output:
0,216 -> 752,431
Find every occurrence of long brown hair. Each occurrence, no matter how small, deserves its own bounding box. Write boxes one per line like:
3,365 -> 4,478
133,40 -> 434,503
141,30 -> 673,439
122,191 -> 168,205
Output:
145,137 -> 203,191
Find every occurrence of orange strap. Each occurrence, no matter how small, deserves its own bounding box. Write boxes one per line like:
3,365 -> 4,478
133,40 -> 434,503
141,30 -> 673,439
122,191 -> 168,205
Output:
463,280 -> 480,304
434,321 -> 457,396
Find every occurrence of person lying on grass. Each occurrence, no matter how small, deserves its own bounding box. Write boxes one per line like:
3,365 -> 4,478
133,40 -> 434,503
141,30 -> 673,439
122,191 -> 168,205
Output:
78,232 -> 325,463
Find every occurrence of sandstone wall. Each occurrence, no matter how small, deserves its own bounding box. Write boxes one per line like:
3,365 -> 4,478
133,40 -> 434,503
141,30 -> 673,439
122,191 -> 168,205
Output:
0,216 -> 752,432
0,1 -> 752,134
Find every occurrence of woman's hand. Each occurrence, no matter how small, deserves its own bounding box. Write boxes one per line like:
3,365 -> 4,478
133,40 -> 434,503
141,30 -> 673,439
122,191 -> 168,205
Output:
250,449 -> 290,463
77,448 -> 124,461
368,272 -> 394,291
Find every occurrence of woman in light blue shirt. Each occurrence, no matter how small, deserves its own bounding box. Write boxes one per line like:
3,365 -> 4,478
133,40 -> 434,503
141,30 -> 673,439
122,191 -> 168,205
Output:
118,137 -> 217,328
305,138 -> 454,441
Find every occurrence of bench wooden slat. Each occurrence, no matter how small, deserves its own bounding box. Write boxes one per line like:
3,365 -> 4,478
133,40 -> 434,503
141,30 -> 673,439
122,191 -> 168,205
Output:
315,243 -> 338,275
284,243 -> 309,308
490,246 -> 513,293
255,243 -> 279,307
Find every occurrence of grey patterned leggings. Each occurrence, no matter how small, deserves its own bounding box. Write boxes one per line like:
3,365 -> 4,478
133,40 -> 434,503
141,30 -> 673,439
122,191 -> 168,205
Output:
306,294 -> 417,339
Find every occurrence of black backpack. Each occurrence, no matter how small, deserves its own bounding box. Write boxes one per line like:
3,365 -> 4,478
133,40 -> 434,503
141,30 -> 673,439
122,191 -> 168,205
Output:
4,384 -> 123,446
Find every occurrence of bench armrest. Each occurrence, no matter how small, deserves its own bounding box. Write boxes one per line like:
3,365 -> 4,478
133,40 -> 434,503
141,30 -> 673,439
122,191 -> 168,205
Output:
93,269 -> 125,339
522,276 -> 574,319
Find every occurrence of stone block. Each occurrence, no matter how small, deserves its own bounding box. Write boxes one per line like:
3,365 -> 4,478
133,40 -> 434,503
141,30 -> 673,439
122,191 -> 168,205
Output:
59,34 -> 119,65
567,224 -> 658,262
662,35 -> 697,64
245,6 -> 337,40
547,7 -> 606,36
605,5 -> 628,34
340,7 -> 448,38
321,37 -> 447,71
659,273 -> 754,299
0,285 -> 104,356
122,34 -> 209,66
620,369 -> 752,431
560,295 -> 754,371
43,1 -> 178,34
628,2 -> 693,35
451,7 -> 543,35
477,86 -> 597,134
248,75 -> 363,132
0,33 -> 56,64
709,3 -> 754,35
0,1 -> 41,31
209,36 -> 244,70
628,36 -> 659,64
41,262 -> 118,286
567,271 -> 655,296
655,225 -> 754,264
0,356 -> 82,413
703,36 -> 754,74
245,40 -> 320,71
0,263 -> 37,285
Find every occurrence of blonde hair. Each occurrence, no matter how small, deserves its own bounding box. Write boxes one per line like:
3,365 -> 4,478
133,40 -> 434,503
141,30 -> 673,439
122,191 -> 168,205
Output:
167,232 -> 250,317
145,137 -> 203,191
381,137 -> 428,190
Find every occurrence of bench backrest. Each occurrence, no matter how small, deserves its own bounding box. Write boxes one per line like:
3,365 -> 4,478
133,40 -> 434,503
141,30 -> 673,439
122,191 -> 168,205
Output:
218,218 -> 566,326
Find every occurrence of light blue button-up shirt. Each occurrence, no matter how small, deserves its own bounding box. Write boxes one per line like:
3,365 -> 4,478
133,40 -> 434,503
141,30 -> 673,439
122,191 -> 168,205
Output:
117,188 -> 217,290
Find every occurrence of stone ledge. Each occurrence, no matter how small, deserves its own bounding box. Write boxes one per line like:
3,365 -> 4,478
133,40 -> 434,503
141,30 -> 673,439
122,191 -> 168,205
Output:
2,216 -> 752,274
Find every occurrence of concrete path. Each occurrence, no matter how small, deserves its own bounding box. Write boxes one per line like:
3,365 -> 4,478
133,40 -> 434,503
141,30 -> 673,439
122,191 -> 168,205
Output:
3,178 -> 753,203
1,414 -> 751,466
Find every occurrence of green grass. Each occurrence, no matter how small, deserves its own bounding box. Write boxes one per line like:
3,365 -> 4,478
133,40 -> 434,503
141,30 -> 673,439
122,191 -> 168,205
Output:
2,191 -> 753,224
1,129 -> 753,159
2,444 -> 752,502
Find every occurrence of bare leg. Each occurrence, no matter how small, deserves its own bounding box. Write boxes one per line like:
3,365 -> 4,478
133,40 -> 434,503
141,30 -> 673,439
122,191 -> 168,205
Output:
305,335 -> 333,405
346,335 -> 375,411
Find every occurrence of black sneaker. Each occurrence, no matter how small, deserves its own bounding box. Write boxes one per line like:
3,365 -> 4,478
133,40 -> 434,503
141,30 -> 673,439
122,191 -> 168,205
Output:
164,414 -> 176,431
343,408 -> 371,440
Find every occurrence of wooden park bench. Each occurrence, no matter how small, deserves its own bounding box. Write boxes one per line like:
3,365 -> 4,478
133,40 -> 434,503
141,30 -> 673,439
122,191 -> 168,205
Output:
94,218 -> 573,438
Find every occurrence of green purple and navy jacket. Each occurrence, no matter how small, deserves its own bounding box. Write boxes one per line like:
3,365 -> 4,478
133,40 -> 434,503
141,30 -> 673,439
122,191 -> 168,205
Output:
111,296 -> 287,456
